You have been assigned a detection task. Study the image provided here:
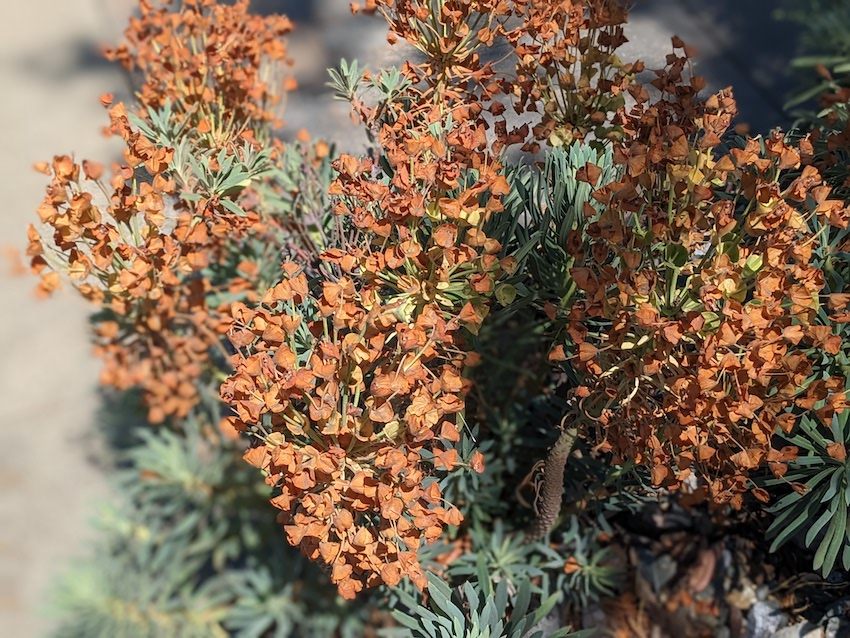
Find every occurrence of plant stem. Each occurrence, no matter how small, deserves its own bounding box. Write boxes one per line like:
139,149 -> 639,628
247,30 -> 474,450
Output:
525,422 -> 579,542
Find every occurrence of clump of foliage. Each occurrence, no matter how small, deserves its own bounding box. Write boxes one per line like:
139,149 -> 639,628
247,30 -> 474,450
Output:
767,404 -> 850,577
27,0 -> 850,635
392,572 -> 570,638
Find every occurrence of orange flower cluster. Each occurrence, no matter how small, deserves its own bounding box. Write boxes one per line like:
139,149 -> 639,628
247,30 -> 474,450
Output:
28,0 -> 296,422
221,0 -> 517,597
106,0 -> 294,139
28,110 -> 236,421
222,265 -> 482,598
507,0 -> 638,149
545,39 -> 850,506
358,0 -> 509,76
806,71 -> 850,202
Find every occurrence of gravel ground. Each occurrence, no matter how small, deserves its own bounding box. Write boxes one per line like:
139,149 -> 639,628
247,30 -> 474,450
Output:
0,1 -> 800,636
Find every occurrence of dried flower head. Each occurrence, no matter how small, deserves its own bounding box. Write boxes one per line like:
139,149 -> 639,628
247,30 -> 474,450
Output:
28,0 -> 297,422
106,0 -> 294,139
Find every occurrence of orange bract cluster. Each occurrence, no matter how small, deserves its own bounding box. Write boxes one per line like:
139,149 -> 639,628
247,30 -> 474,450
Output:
358,0 -> 510,77
28,1 -> 296,422
222,265 -> 488,598
807,71 -> 850,201
221,0 -> 519,597
507,0 -> 638,149
106,0 -> 294,140
546,39 -> 850,505
28,110 -> 228,422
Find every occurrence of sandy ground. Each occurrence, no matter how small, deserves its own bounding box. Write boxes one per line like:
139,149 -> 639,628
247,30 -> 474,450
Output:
0,1 -> 798,636
0,1 -> 127,636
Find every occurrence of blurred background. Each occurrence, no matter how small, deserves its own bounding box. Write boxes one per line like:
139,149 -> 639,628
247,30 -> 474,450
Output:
0,1 -> 806,635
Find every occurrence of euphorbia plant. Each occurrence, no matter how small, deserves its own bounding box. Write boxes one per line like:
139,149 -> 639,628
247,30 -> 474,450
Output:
27,0 -> 850,635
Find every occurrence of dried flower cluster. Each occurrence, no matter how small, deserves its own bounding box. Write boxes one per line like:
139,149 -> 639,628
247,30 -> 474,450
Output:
27,0 -> 295,422
222,0 -> 518,597
106,0 -> 294,139
533,32 -> 850,505
222,266 -> 478,598
507,0 -> 637,148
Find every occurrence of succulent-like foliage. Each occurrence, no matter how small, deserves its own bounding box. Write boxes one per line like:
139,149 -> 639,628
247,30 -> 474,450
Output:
390,572 -> 573,638
493,142 -> 618,305
53,517 -> 233,638
448,521 -> 547,591
767,406 -> 850,576
546,518 -> 623,608
779,0 -> 850,111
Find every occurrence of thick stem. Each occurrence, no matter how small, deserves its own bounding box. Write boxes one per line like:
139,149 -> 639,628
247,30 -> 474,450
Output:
525,425 -> 579,543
